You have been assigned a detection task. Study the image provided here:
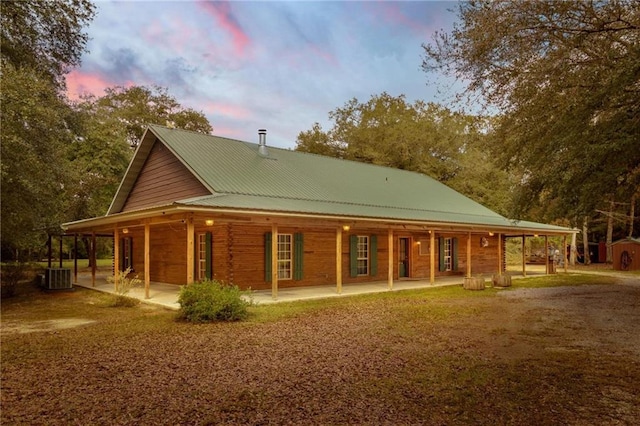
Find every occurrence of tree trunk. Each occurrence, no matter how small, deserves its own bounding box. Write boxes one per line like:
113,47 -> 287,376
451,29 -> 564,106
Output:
82,237 -> 94,268
606,200 -> 614,263
582,216 -> 590,265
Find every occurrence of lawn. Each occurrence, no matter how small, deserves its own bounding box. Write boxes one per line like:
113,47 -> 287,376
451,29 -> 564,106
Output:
2,273 -> 639,425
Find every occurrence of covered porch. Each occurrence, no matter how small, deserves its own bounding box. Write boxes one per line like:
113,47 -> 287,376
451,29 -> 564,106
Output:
73,266 -> 551,309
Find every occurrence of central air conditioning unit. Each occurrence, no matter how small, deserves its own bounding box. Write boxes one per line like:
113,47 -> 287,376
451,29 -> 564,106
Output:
41,268 -> 73,290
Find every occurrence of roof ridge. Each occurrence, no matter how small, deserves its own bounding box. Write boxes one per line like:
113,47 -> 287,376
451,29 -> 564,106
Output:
186,192 -> 507,220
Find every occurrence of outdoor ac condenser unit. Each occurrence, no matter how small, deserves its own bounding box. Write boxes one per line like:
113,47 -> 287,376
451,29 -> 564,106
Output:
43,268 -> 72,290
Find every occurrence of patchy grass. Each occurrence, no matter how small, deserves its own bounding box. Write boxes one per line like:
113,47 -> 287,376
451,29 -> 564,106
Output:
2,274 -> 639,425
509,273 -> 619,288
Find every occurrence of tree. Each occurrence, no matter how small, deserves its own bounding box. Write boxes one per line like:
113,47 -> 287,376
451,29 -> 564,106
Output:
79,85 -> 213,147
1,64 -> 76,255
422,0 -> 640,223
296,93 -> 513,214
1,0 -> 96,88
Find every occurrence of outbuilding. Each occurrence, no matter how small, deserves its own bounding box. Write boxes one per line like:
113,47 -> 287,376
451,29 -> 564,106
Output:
611,237 -> 640,271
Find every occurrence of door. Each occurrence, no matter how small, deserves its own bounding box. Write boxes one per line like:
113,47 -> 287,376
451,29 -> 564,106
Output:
399,237 -> 410,278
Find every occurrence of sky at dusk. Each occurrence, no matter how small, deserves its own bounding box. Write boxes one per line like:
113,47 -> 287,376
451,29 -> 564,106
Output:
66,0 -> 461,149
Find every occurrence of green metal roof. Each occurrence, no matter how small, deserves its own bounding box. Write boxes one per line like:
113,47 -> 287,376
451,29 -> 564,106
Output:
93,124 -> 575,235
152,125 -> 501,217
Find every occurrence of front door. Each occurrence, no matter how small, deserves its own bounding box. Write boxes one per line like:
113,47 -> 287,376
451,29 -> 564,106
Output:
399,237 -> 410,278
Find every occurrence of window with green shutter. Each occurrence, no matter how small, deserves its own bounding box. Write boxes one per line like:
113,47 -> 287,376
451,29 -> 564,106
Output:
350,235 -> 376,277
265,232 -> 303,281
438,237 -> 458,272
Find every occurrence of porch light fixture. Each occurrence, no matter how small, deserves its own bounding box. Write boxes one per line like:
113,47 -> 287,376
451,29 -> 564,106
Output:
122,228 -> 129,234
489,232 -> 494,236
342,225 -> 350,232
205,219 -> 214,226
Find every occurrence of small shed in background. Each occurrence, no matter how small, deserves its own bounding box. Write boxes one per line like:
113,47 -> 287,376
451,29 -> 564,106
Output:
611,237 -> 640,271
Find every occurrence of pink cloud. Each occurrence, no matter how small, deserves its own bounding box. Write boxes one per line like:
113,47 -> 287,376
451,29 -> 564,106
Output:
65,70 -> 135,101
368,2 -> 436,36
201,101 -> 252,120
198,1 -> 250,56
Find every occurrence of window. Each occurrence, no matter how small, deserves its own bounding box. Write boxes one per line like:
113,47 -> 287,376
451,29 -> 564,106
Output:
438,237 -> 458,272
277,234 -> 292,280
196,232 -> 212,281
357,235 -> 369,275
444,238 -> 453,271
197,233 -> 207,281
265,232 -> 303,282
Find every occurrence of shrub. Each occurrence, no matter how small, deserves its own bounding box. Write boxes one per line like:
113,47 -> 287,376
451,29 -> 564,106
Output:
0,262 -> 25,298
178,280 -> 251,322
106,267 -> 141,307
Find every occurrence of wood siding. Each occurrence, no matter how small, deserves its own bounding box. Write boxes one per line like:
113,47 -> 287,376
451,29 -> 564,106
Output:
121,141 -> 210,212
612,240 -> 640,271
121,221 -> 503,289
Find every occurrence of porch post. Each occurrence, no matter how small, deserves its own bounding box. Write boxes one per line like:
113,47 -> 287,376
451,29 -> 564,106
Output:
388,229 -> 393,290
522,235 -> 526,277
467,232 -> 472,278
114,227 -> 120,291
545,235 -> 549,274
429,231 -> 435,284
91,232 -> 96,287
144,222 -> 150,299
336,227 -> 342,294
186,217 -> 194,284
563,235 -> 568,273
497,233 -> 502,276
271,224 -> 278,299
73,234 -> 78,283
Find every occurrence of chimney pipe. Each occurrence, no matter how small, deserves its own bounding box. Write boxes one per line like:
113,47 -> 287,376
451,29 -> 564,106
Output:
258,129 -> 268,156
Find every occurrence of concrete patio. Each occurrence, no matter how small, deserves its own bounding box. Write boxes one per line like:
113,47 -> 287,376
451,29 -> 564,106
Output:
73,266 -> 550,310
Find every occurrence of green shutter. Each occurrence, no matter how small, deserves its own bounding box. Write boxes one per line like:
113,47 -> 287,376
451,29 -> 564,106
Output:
349,235 -> 358,277
370,235 -> 378,276
438,237 -> 445,272
119,238 -> 125,272
205,232 -> 212,280
264,232 -> 272,282
452,237 -> 459,270
127,237 -> 133,270
294,233 -> 303,280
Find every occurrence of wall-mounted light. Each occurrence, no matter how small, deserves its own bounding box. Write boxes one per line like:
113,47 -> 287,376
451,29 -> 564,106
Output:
534,234 -> 539,238
122,228 -> 129,234
416,241 -> 421,245
205,219 -> 214,226
342,225 -> 350,232
489,232 -> 494,236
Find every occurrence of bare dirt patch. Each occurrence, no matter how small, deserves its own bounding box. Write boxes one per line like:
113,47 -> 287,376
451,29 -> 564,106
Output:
1,318 -> 97,335
2,275 -> 639,425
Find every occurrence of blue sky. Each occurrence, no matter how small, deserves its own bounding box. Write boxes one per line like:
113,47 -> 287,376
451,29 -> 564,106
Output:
66,1 -> 461,148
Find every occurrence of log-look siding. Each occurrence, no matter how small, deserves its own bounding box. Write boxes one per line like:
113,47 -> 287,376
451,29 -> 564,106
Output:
122,223 -> 502,288
121,141 -> 210,212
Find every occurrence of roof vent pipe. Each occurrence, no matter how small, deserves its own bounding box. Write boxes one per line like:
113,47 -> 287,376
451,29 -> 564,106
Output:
258,129 -> 268,156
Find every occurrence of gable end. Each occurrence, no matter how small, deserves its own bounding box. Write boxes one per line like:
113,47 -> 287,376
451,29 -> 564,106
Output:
120,139 -> 211,213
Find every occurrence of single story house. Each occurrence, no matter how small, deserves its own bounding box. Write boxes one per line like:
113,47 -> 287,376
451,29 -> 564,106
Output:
63,125 -> 575,298
611,237 -> 639,271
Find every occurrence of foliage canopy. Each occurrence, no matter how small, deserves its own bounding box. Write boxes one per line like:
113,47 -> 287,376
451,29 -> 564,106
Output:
422,0 -> 640,221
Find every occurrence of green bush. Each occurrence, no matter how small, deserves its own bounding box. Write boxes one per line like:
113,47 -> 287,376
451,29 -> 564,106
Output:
178,280 -> 251,322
